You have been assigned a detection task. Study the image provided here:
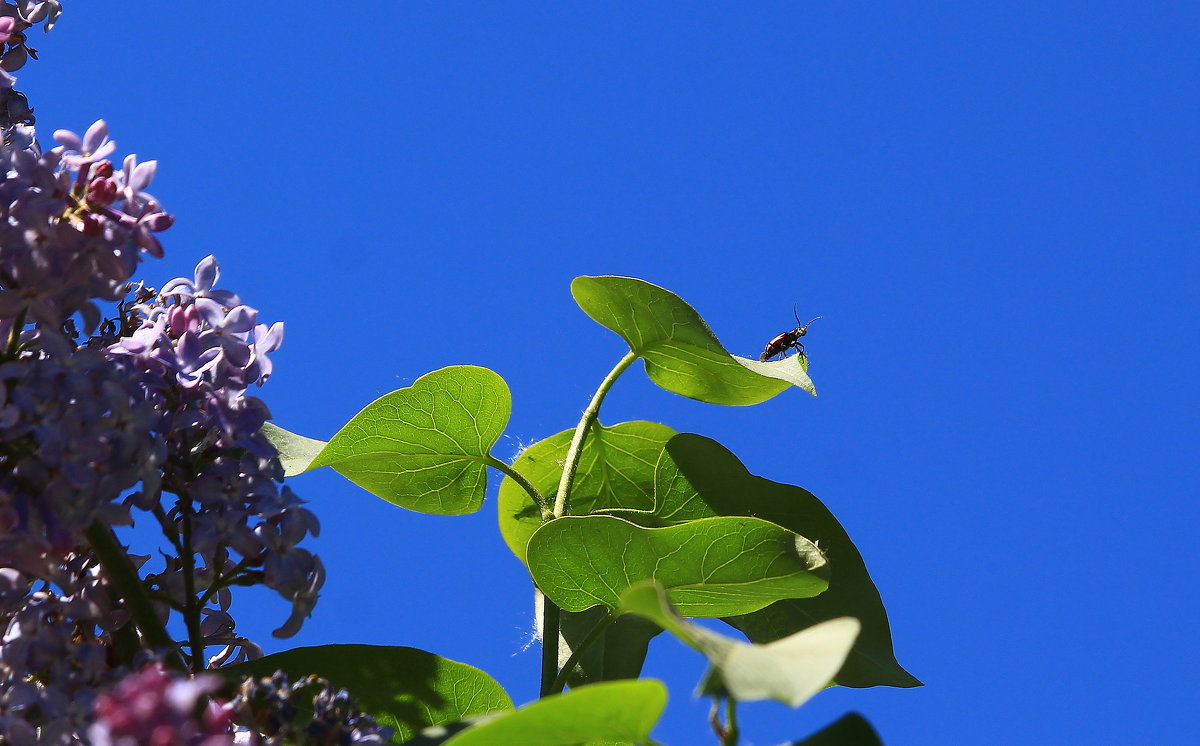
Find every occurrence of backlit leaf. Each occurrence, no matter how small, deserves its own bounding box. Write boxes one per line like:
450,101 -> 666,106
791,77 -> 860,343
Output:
572,276 -> 815,404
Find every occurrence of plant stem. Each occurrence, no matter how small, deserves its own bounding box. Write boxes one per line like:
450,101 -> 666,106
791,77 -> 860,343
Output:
548,611 -> 618,694
485,456 -> 552,520
85,522 -> 184,670
539,350 -> 638,698
723,697 -> 740,746
551,350 -> 638,519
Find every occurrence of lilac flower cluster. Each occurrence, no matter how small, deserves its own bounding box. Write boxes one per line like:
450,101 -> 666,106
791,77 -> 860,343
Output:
0,554 -> 132,744
0,118 -> 174,340
0,37 -> 323,743
109,255 -> 323,641
228,672 -> 393,746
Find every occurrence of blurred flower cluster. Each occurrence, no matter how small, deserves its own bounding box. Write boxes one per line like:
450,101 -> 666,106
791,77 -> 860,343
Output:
227,671 -> 393,746
0,4 -> 331,742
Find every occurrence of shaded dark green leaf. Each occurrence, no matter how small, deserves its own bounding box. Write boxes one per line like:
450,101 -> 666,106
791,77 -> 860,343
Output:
558,604 -> 662,687
790,713 -> 885,746
650,434 -> 921,688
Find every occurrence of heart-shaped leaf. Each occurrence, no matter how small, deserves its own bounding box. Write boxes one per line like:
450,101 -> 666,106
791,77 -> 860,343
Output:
436,680 -> 666,746
641,434 -> 920,688
497,420 -> 675,563
620,582 -> 859,708
527,515 -> 828,617
221,645 -> 512,744
572,276 -> 816,404
265,366 -> 510,515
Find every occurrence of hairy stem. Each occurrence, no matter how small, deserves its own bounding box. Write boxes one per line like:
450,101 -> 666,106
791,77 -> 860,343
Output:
551,350 -> 638,519
540,350 -> 638,698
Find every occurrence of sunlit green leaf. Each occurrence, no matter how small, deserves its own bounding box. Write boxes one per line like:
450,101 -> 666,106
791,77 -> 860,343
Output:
571,276 -> 815,404
280,366 -> 510,515
497,421 -> 675,563
438,680 -> 666,746
221,645 -> 512,744
790,713 -> 884,746
620,582 -> 859,708
528,515 -> 828,617
647,434 -> 921,688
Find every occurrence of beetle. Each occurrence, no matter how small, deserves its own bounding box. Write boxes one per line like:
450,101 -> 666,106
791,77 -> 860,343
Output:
759,307 -> 822,361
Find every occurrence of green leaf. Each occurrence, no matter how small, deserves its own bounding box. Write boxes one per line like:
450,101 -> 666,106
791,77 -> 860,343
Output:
290,366 -> 510,515
571,276 -> 816,404
649,434 -> 921,688
261,421 -> 328,477
790,713 -> 884,746
437,680 -> 666,746
527,514 -> 829,617
620,582 -> 859,708
497,420 -> 675,563
221,644 -> 513,744
557,604 -> 663,687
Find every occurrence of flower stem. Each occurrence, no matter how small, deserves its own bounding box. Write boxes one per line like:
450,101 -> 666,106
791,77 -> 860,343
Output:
178,499 -> 206,673
85,521 -> 184,670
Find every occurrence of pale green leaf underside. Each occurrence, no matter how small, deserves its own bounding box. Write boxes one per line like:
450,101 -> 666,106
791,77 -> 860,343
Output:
261,421 -> 327,476
441,680 -> 666,746
221,644 -> 512,744
527,515 -> 829,617
571,276 -> 816,404
620,582 -> 859,708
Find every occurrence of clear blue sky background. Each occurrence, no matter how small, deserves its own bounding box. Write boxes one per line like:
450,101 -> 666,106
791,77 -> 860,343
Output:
26,3 -> 1198,744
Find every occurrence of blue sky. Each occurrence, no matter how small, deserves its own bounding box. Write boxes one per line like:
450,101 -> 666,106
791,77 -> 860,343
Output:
26,3 -> 1198,743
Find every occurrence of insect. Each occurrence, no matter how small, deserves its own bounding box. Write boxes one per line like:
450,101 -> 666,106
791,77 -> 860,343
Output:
759,306 -> 822,361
